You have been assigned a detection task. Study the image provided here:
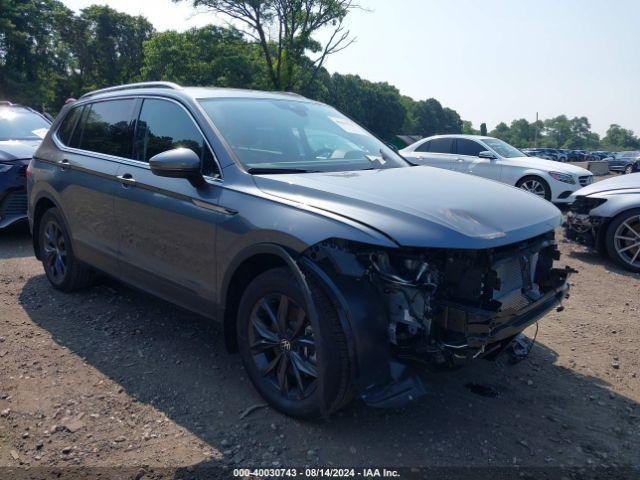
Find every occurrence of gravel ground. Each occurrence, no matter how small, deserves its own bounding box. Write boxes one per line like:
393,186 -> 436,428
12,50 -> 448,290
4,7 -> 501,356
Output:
1,180 -> 639,478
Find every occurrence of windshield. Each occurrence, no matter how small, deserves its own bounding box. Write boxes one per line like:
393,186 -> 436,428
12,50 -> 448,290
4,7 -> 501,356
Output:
0,106 -> 50,141
482,138 -> 525,159
199,98 -> 408,173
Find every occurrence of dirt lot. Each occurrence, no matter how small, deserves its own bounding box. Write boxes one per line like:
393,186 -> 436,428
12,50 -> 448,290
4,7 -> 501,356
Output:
1,187 -> 639,477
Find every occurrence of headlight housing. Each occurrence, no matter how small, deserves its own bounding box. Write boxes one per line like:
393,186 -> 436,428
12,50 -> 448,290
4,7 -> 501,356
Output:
549,171 -> 576,184
570,196 -> 608,214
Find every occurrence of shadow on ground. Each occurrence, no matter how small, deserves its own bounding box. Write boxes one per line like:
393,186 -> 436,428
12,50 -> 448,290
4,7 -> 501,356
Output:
18,273 -> 639,472
0,221 -> 32,259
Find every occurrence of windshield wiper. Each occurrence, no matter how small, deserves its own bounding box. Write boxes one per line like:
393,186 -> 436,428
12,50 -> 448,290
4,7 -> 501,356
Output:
247,167 -> 320,174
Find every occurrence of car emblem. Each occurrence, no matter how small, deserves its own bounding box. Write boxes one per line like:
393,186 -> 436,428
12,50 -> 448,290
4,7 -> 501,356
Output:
280,339 -> 292,352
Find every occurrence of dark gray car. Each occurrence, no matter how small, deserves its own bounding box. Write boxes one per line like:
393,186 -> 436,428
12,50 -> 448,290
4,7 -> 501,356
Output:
28,82 -> 571,418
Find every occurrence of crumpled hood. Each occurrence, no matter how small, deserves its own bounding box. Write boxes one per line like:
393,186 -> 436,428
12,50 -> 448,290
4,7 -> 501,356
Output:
0,140 -> 41,162
253,166 -> 562,249
573,172 -> 640,197
510,156 -> 592,175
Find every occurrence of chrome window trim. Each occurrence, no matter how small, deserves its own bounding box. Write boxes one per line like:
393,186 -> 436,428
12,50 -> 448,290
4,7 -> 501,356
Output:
52,95 -> 223,183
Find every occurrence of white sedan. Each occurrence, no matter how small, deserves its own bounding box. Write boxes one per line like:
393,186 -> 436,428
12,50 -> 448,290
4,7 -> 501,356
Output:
400,134 -> 593,203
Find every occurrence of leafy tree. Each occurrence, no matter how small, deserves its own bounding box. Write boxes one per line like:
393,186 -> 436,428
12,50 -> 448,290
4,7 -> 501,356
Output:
141,26 -> 267,88
462,121 -> 478,135
177,0 -> 359,92
67,5 -> 154,94
406,98 -> 461,137
321,73 -> 405,140
489,122 -> 510,141
543,115 -> 573,147
602,124 -> 640,150
0,0 -> 74,110
479,122 -> 487,136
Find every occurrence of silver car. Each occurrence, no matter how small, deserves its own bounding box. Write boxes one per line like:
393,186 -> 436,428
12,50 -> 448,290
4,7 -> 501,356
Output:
566,173 -> 640,272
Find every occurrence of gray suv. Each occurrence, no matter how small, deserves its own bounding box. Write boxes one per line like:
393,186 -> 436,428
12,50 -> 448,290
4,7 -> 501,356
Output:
28,82 -> 571,418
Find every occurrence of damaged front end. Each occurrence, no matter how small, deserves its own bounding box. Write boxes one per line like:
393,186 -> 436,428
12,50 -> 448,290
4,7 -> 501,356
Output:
300,231 -> 571,407
565,196 -> 609,247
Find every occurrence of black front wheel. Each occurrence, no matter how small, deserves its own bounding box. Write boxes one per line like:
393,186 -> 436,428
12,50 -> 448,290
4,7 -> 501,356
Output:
237,267 -> 351,418
38,208 -> 93,291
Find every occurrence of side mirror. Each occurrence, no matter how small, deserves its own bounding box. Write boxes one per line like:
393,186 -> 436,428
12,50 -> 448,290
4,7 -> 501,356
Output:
149,148 -> 204,187
478,150 -> 497,160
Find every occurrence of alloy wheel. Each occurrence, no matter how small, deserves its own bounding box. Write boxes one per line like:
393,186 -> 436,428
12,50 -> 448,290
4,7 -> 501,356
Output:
520,179 -> 547,198
248,293 -> 318,400
625,165 -> 633,174
43,220 -> 67,282
613,215 -> 640,268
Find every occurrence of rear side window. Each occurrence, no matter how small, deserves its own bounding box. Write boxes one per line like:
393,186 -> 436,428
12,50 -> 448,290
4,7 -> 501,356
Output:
79,100 -> 136,158
456,139 -> 485,157
428,138 -> 453,154
133,98 -> 218,176
57,107 -> 83,146
415,140 -> 431,152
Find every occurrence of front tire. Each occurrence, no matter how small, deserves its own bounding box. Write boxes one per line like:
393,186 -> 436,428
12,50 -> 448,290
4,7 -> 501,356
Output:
516,176 -> 552,201
605,209 -> 640,272
38,208 -> 93,291
237,267 -> 351,418
625,164 -> 633,175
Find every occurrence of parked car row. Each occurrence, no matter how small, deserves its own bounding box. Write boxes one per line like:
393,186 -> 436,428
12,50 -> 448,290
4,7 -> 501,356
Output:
22,82 -> 574,417
521,148 -> 618,163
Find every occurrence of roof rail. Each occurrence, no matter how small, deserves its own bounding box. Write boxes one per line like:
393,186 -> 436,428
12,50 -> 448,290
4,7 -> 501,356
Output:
80,81 -> 182,99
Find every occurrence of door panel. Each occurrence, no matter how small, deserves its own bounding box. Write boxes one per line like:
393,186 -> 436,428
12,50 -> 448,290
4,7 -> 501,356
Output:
114,164 -> 221,315
409,138 -> 455,170
453,139 -> 501,180
113,97 -> 223,316
52,99 -> 136,276
52,151 -> 120,276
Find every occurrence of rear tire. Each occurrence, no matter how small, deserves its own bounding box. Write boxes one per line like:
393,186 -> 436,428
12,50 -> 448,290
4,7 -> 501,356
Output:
605,209 -> 640,272
237,267 -> 351,418
516,176 -> 552,201
38,208 -> 93,291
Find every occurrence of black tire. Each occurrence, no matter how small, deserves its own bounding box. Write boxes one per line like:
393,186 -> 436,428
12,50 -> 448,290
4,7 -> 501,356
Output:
237,267 -> 351,418
624,164 -> 633,175
38,208 -> 94,291
605,209 -> 640,273
516,175 -> 552,201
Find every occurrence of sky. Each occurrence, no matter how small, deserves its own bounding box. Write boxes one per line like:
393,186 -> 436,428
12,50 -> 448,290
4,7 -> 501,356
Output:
62,0 -> 640,136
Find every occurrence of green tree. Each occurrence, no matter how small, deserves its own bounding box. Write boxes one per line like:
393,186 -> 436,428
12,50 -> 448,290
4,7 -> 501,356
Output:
490,122 -> 510,142
479,122 -> 487,136
601,124 -> 640,150
0,0 -> 75,110
462,121 -> 478,135
321,73 -> 405,140
407,98 -> 462,137
141,26 -> 266,89
177,0 -> 359,92
543,115 -> 572,147
66,5 -> 154,94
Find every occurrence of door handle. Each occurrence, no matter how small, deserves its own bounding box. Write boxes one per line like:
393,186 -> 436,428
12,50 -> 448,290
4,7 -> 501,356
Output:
116,173 -> 136,186
57,159 -> 70,170
456,158 -> 464,162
